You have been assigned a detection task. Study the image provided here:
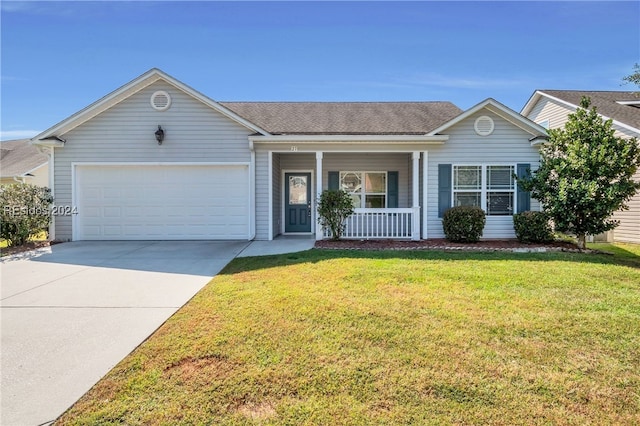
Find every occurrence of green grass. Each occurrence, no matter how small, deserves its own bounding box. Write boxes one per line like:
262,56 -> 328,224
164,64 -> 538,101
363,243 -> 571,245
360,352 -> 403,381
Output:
57,244 -> 640,425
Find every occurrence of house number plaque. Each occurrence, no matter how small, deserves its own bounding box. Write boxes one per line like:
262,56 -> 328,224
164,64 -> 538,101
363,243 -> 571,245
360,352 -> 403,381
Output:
290,146 -> 298,152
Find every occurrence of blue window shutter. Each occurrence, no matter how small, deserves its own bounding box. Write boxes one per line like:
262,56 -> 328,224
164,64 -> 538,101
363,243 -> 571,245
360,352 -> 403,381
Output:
328,171 -> 339,190
387,171 -> 399,208
516,163 -> 531,213
438,164 -> 452,218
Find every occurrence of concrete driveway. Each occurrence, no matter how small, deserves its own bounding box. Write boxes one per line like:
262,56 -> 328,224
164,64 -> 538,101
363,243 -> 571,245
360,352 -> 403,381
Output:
1,240 -> 249,426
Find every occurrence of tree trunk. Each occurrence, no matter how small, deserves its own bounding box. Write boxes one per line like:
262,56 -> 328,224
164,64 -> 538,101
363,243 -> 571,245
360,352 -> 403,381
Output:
576,234 -> 587,250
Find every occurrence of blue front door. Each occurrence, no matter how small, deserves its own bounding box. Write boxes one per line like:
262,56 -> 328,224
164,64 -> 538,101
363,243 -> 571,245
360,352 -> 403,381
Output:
284,173 -> 312,233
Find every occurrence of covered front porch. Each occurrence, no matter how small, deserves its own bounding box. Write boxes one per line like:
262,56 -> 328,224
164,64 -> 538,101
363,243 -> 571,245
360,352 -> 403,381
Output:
252,135 -> 445,241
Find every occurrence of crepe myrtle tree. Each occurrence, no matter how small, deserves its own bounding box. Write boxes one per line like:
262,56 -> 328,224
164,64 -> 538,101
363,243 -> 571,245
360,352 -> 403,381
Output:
317,189 -> 354,240
518,97 -> 640,249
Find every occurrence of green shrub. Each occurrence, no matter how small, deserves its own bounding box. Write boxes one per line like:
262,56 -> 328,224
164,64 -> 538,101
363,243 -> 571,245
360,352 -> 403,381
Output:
513,211 -> 554,244
0,184 -> 53,247
442,206 -> 486,243
317,190 -> 354,240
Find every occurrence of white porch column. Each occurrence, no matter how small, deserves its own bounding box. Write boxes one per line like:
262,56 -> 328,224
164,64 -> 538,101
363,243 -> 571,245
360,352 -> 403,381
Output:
267,151 -> 273,240
422,151 -> 428,239
315,151 -> 323,240
411,151 -> 420,240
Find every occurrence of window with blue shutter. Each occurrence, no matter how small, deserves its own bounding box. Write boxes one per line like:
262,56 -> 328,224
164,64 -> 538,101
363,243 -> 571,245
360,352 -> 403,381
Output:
516,163 -> 531,213
328,171 -> 339,190
387,171 -> 398,208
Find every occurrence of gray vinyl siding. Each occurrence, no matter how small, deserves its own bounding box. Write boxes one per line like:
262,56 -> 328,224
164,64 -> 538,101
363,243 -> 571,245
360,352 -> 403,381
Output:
52,81 -> 253,241
526,97 -> 640,244
272,154 -> 281,238
254,149 -> 270,240
426,111 -> 542,239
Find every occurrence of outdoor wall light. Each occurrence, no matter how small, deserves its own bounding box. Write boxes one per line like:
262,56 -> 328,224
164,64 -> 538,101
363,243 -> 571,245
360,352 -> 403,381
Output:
155,125 -> 165,145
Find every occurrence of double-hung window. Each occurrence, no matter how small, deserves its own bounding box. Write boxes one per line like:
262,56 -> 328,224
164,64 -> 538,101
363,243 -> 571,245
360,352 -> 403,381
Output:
340,171 -> 387,208
453,165 -> 515,216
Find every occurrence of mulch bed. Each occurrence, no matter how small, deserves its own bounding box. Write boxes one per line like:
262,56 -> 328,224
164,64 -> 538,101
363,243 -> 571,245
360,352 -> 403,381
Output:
315,238 -> 583,252
0,240 -> 55,257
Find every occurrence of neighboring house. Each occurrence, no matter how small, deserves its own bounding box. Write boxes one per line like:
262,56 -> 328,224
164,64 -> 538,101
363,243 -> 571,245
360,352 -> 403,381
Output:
32,68 -> 546,242
0,139 -> 50,187
522,90 -> 640,244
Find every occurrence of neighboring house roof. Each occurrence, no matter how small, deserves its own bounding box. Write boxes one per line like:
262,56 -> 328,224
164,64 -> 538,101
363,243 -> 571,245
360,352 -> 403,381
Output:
220,102 -> 462,135
521,90 -> 640,134
0,139 -> 48,179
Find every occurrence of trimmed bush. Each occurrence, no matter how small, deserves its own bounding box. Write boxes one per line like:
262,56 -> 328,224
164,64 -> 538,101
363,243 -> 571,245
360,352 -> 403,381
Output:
513,211 -> 553,244
317,189 -> 354,240
442,206 -> 486,243
0,184 -> 53,247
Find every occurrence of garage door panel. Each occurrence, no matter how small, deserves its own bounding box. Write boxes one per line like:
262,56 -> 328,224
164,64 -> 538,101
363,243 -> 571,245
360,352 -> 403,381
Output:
76,165 -> 249,240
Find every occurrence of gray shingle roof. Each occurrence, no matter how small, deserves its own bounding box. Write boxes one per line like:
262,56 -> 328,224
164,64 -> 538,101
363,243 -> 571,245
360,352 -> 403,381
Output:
541,90 -> 640,132
219,102 -> 463,135
0,139 -> 48,178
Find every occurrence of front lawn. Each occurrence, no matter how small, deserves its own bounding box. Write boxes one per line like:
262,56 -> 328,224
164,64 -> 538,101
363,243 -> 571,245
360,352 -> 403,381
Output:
57,245 -> 640,425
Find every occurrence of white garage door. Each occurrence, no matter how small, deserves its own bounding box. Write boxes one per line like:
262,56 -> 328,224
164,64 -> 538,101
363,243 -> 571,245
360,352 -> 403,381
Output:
75,165 -> 250,240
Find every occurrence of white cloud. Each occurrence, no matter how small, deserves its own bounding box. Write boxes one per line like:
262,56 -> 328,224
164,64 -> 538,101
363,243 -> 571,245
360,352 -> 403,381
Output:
0,130 -> 41,141
394,73 -> 528,90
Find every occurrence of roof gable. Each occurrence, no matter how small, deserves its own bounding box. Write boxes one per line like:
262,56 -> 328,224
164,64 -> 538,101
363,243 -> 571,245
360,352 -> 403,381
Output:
522,90 -> 640,134
428,98 -> 548,137
220,102 -> 462,135
0,139 -> 49,178
33,68 -> 270,144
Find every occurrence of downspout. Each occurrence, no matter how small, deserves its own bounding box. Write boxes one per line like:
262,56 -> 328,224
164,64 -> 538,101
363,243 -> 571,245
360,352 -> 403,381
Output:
49,148 -> 55,240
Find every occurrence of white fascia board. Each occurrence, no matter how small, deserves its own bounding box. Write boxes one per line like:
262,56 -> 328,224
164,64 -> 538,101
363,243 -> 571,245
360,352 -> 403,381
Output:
160,73 -> 270,136
484,102 -> 549,135
249,135 -> 448,144
32,68 -> 270,143
33,69 -> 163,141
21,162 -> 48,177
525,91 -> 640,136
520,91 -> 544,116
429,98 -> 548,137
32,139 -> 65,148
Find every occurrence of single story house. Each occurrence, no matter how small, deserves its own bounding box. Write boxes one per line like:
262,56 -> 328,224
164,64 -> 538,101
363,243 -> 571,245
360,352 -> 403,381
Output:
522,90 -> 640,244
32,68 -> 547,242
0,139 -> 50,186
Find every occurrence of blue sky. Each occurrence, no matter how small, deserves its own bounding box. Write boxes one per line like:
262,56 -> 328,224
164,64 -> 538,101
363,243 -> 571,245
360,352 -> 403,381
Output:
1,1 -> 638,140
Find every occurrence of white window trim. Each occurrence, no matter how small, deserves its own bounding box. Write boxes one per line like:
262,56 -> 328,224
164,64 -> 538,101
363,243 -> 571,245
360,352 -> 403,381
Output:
451,164 -> 517,216
339,171 -> 388,208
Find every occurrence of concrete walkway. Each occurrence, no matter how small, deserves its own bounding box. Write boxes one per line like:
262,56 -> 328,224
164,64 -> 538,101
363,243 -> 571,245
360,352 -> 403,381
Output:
0,240 -> 249,426
238,235 -> 316,257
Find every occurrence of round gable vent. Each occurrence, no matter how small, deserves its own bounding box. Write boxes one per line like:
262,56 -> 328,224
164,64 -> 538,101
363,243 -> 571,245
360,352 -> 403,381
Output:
474,116 -> 494,136
150,91 -> 171,111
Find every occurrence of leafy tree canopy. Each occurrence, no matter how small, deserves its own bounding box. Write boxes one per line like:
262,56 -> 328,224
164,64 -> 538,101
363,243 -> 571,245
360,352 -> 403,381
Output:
519,97 -> 640,249
622,63 -> 640,88
0,184 -> 53,247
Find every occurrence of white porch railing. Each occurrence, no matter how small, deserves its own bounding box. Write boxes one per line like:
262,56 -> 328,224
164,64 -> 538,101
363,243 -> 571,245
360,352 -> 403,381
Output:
323,207 -> 420,240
